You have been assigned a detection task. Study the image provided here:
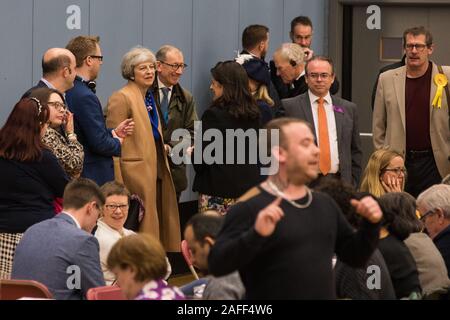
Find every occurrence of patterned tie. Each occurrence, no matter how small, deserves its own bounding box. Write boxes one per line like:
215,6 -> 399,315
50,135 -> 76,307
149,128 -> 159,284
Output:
160,87 -> 170,125
317,97 -> 331,175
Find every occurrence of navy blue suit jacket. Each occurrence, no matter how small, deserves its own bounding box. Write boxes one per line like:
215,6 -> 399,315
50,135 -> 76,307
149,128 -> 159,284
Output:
21,80 -> 49,99
65,76 -> 120,185
12,213 -> 105,300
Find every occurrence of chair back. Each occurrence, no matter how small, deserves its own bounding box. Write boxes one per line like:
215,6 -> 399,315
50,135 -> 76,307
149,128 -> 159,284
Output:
0,279 -> 53,300
86,285 -> 126,300
181,239 -> 199,280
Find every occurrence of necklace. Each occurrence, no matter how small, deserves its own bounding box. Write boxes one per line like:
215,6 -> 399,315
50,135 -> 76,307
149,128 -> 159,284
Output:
267,180 -> 313,209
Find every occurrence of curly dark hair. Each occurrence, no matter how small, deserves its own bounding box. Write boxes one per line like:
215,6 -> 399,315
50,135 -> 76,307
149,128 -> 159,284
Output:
315,177 -> 363,228
378,192 -> 422,241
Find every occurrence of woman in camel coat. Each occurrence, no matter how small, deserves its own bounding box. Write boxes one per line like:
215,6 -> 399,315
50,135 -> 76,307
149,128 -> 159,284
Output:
106,46 -> 180,252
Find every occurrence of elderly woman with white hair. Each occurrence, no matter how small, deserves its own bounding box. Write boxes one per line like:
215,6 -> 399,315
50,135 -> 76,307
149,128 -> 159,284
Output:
106,46 -> 180,253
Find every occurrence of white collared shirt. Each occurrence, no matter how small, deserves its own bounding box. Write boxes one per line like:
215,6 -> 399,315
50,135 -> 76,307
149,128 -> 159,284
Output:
40,78 -> 56,89
62,211 -> 81,229
308,90 -> 340,174
158,77 -> 173,103
290,70 -> 306,89
40,78 -> 66,98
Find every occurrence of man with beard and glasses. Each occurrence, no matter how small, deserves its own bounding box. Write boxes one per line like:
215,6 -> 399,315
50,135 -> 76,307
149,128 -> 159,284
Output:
208,118 -> 383,299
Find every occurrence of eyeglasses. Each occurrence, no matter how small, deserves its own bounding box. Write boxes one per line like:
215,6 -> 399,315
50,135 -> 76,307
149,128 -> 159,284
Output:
383,167 -> 407,175
405,44 -> 428,51
307,73 -> 332,80
160,61 -> 188,71
420,208 -> 436,221
136,64 -> 156,72
47,101 -> 67,111
105,204 -> 129,211
87,55 -> 104,61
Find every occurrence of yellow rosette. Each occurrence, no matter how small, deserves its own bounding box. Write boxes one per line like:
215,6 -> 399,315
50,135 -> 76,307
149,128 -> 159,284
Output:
432,73 -> 448,109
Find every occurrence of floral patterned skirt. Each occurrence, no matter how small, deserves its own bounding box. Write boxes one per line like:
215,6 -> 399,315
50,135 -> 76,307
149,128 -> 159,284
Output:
198,194 -> 237,216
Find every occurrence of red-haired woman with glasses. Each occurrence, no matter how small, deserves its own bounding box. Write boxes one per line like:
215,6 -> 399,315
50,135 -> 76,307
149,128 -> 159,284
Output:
0,98 -> 69,279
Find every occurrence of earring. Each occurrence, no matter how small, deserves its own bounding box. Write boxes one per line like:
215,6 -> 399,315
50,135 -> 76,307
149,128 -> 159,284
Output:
130,76 -> 135,80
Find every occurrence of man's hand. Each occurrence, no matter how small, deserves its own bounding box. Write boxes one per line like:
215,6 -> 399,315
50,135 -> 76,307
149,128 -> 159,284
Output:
303,48 -> 314,61
254,197 -> 284,237
164,144 -> 172,155
351,196 -> 383,224
114,118 -> 135,138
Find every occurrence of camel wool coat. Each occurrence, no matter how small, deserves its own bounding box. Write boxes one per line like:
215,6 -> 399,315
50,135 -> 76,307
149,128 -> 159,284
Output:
106,81 -> 180,252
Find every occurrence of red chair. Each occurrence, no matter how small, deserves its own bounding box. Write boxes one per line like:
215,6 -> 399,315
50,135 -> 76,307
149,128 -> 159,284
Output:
0,279 -> 53,300
181,239 -> 199,280
86,285 -> 126,300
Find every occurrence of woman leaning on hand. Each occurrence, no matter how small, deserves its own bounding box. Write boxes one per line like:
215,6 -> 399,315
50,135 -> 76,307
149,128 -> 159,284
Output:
29,87 -> 84,179
106,46 -> 180,252
360,149 -> 407,197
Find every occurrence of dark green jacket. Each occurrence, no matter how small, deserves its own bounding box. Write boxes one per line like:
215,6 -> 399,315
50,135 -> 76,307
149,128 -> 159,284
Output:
152,81 -> 198,193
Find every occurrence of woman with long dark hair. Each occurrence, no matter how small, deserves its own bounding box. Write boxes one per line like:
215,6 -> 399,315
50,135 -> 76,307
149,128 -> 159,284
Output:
0,98 -> 69,279
193,61 -> 263,215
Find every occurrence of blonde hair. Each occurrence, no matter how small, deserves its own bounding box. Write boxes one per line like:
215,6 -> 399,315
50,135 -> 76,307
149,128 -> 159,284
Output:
359,149 -> 405,197
255,84 -> 274,106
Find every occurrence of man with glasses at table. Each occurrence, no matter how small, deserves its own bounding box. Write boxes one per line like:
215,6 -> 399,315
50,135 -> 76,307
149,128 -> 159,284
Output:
65,36 -> 134,186
373,26 -> 450,198
151,45 -> 198,200
417,184 -> 450,278
281,55 -> 362,187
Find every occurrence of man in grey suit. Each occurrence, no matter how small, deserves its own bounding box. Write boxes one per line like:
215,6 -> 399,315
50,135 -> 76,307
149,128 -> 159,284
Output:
12,178 -> 106,300
282,56 -> 362,187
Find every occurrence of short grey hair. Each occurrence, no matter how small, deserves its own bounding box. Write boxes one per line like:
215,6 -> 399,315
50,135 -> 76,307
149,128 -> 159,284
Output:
417,184 -> 450,219
274,43 -> 305,65
121,46 -> 156,80
156,45 -> 182,62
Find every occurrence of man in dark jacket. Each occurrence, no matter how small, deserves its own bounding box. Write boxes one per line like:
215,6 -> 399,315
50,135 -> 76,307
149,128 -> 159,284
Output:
65,35 -> 133,186
152,45 -> 198,199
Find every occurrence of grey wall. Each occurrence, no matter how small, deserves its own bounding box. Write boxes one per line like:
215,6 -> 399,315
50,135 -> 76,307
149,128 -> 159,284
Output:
0,0 -> 328,201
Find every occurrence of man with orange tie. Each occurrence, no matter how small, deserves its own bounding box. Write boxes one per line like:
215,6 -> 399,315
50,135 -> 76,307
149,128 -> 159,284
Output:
281,56 -> 362,187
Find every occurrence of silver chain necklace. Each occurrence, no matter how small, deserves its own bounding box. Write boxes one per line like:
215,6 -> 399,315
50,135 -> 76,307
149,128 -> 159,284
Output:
267,180 -> 313,209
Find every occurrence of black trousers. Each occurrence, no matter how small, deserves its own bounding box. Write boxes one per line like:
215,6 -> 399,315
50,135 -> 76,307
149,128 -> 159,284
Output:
405,151 -> 442,198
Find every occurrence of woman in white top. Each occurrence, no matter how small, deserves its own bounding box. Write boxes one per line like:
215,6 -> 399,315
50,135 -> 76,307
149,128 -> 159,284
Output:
95,181 -> 172,285
95,182 -> 135,285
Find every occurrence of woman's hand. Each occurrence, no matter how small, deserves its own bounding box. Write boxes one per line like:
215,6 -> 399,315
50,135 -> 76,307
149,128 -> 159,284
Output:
381,175 -> 402,193
64,111 -> 75,134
